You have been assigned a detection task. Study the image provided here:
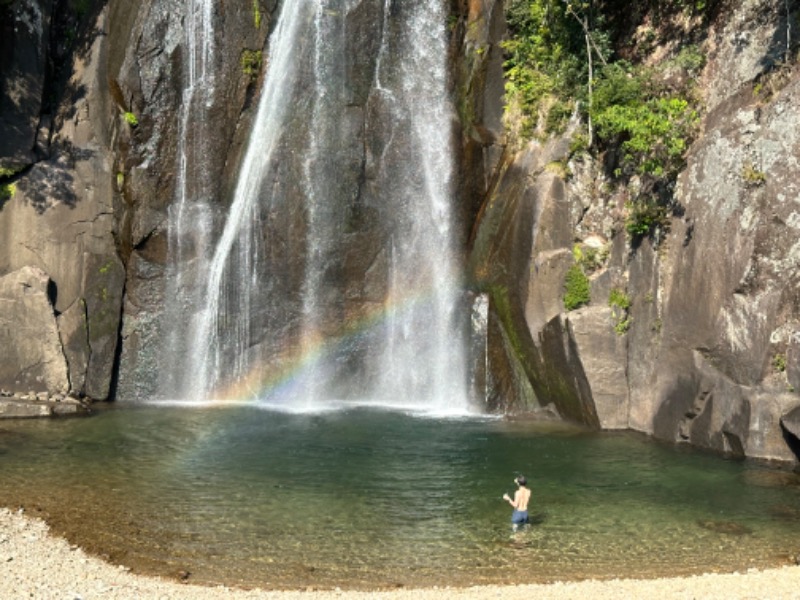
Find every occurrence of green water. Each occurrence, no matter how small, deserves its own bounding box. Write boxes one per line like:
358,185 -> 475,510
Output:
1,405 -> 799,590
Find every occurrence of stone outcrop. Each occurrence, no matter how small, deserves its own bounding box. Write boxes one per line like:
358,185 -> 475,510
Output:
0,2 -> 124,401
0,394 -> 90,418
781,405 -> 800,454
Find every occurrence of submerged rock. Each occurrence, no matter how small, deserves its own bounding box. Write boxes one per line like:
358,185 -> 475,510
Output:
697,520 -> 754,536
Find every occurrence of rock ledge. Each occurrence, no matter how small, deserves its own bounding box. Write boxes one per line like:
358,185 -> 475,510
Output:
0,395 -> 91,419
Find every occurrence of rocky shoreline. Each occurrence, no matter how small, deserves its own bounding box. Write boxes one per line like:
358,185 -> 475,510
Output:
2,507 -> 800,600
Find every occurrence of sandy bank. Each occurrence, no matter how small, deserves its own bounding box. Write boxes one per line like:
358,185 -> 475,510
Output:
2,507 -> 799,599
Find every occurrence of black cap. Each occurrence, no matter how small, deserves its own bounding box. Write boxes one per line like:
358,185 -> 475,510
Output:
516,475 -> 527,486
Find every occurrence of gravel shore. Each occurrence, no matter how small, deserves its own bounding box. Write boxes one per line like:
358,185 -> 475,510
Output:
2,507 -> 799,599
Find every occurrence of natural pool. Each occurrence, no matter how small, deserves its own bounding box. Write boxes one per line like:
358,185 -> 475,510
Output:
1,404 -> 799,590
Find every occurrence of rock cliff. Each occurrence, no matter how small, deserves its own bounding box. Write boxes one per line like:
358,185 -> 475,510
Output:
462,0 -> 800,462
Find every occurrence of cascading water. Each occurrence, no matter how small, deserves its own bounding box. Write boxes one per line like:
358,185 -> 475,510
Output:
369,1 -> 467,409
160,0 -> 217,399
168,0 -> 471,414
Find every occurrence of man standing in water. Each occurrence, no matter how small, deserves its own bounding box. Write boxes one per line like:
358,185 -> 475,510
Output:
502,475 -> 531,530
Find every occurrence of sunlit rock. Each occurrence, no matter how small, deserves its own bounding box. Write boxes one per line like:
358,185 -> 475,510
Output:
0,266 -> 68,395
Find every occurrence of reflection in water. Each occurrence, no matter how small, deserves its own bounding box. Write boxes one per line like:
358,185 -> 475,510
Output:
1,406 -> 799,589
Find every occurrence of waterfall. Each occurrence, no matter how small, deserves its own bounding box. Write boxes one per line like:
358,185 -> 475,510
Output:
160,0 -> 217,399
369,0 -> 468,410
168,0 -> 471,414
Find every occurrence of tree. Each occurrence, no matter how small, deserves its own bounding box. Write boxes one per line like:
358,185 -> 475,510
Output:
562,1 -> 609,145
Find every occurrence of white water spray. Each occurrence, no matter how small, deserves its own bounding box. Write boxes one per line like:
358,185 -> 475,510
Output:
172,0 -> 470,413
161,0 -> 217,398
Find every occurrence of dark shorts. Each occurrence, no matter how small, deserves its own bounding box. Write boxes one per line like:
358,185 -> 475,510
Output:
511,510 -> 529,524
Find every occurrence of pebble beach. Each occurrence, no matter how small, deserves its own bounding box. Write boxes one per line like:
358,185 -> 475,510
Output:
2,508 -> 800,600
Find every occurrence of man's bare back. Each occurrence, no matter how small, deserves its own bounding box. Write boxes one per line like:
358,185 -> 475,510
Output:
512,486 -> 530,511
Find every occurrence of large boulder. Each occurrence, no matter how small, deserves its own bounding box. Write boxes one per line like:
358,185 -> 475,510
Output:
565,307 -> 629,429
0,266 -> 68,394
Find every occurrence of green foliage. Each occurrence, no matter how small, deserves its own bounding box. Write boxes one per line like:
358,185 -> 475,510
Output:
772,353 -> 787,373
674,44 -> 706,74
592,63 -> 698,177
502,0 -> 600,139
563,263 -> 590,311
123,112 -> 138,127
608,288 -> 631,311
624,199 -> 667,239
572,243 -> 584,263
0,166 -> 22,178
0,182 -> 16,202
741,161 -> 766,187
545,99 -> 573,135
501,1 -> 701,194
545,159 -> 571,179
0,165 -> 21,202
573,242 -> 607,273
614,316 -> 631,335
608,287 -> 631,335
253,0 -> 262,29
569,131 -> 590,155
241,50 -> 263,79
674,0 -> 708,12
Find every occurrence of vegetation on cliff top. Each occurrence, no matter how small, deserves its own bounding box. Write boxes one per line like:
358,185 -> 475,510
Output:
503,0 -> 710,240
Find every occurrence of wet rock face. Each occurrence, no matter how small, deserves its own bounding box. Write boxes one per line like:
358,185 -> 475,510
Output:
111,0 -> 274,398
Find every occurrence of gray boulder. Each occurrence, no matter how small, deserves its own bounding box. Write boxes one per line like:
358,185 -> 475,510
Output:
0,266 -> 69,395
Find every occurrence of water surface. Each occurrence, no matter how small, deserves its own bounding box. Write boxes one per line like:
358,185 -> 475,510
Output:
1,405 -> 798,589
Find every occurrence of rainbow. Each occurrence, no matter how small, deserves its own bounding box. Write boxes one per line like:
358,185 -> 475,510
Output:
191,283 -> 473,415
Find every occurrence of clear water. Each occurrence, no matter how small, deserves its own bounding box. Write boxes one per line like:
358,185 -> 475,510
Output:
1,406 -> 799,590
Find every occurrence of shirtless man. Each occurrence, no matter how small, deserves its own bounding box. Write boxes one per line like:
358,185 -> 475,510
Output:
502,475 -> 531,528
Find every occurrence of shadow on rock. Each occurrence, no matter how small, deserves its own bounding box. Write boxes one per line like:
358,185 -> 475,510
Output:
13,142 -> 94,213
